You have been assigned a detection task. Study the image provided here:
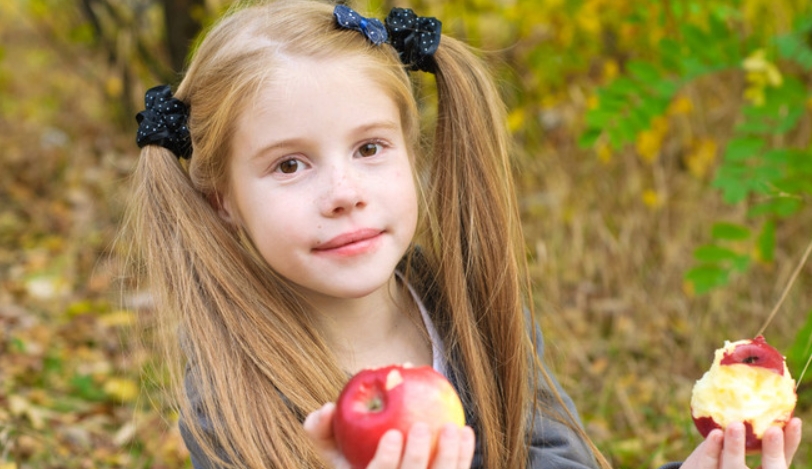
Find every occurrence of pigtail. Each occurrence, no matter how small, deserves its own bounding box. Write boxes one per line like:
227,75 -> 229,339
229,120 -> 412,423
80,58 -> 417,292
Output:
428,37 -> 609,468
424,35 -> 530,468
120,143 -> 343,468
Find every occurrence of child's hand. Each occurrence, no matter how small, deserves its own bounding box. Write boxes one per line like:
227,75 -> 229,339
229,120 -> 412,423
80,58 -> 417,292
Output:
303,403 -> 476,469
679,418 -> 802,469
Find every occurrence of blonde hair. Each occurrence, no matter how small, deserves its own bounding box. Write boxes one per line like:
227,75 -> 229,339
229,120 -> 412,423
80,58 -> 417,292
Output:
119,0 -> 610,467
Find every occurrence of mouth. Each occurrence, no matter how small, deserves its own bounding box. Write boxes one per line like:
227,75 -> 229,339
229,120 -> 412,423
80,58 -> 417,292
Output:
313,229 -> 384,253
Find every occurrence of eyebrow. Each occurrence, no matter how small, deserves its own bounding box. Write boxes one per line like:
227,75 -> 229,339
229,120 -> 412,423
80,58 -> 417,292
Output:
249,120 -> 402,161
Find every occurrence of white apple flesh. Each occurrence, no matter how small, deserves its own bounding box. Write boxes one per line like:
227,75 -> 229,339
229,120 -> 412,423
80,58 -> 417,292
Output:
690,336 -> 797,450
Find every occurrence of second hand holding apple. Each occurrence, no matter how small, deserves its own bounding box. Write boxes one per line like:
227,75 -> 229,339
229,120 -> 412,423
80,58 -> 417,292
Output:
304,403 -> 476,469
678,418 -> 802,469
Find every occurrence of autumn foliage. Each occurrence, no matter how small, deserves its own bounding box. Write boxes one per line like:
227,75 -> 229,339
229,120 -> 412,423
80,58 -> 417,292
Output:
1,0 -> 811,468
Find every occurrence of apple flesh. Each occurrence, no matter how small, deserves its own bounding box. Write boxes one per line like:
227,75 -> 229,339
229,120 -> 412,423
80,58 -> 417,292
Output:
332,364 -> 466,469
690,335 -> 797,451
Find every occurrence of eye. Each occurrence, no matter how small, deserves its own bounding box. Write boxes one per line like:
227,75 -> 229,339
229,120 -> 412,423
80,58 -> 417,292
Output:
357,142 -> 382,157
275,158 -> 304,174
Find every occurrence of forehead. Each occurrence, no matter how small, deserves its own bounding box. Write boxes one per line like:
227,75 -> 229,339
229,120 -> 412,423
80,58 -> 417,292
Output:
231,56 -> 403,154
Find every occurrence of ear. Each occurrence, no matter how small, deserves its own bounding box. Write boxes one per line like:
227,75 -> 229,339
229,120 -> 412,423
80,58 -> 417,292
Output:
208,191 -> 238,225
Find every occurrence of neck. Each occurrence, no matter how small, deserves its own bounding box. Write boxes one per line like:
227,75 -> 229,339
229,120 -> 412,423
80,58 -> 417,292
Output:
307,275 -> 431,374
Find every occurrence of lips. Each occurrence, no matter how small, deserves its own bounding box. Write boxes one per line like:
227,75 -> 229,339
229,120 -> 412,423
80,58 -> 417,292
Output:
313,229 -> 384,253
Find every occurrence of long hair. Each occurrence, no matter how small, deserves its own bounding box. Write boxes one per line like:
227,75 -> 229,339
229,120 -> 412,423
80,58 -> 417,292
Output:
119,0 -> 609,467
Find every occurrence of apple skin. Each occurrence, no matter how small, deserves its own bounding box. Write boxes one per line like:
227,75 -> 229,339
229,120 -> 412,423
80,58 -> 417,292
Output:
332,364 -> 466,469
690,336 -> 797,451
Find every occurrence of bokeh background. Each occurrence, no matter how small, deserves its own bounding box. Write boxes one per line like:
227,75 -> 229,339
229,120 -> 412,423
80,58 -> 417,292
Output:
1,0 -> 811,467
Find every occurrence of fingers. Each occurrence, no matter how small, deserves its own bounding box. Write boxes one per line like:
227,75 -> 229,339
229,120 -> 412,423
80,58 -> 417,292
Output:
366,430 -> 405,469
455,426 -> 476,469
679,429 -> 724,469
401,423 -> 432,467
760,425 -> 787,469
428,424 -> 470,469
303,402 -> 337,443
366,424 -> 476,469
782,418 -> 802,465
760,418 -> 802,469
720,421 -> 747,469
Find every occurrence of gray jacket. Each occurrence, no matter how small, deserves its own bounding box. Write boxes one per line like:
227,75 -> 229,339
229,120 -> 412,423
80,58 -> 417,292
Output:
179,252 -> 681,468
179,326 -> 600,468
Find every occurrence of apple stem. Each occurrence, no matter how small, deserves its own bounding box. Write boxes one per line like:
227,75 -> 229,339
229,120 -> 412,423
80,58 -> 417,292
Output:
368,396 -> 384,412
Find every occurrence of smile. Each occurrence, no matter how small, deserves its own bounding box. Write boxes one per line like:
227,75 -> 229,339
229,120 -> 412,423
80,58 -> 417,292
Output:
313,229 -> 384,255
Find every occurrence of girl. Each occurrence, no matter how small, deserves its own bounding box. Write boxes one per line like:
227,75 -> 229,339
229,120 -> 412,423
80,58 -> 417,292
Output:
123,0 -> 802,468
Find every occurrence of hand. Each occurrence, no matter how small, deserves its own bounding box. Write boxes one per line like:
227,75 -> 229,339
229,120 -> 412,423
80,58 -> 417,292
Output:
680,418 -> 802,469
303,403 -> 476,469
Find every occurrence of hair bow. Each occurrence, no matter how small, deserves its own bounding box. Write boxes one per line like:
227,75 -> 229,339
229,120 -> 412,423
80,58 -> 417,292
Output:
385,8 -> 442,73
135,85 -> 192,159
334,5 -> 388,46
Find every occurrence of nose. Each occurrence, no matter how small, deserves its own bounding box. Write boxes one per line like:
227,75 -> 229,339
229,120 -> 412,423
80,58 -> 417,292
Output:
319,161 -> 366,217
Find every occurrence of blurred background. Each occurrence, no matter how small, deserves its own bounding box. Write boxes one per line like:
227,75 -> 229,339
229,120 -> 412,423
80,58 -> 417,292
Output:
1,0 -> 811,467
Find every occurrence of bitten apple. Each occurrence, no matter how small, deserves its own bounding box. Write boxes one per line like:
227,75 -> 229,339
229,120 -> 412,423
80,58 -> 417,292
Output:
332,364 -> 466,469
690,335 -> 797,451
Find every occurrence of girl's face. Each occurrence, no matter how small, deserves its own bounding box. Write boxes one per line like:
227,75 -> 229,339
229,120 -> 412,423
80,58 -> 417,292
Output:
220,56 -> 419,302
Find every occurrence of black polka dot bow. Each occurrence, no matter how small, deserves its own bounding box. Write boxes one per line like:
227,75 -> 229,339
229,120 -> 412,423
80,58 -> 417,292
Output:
334,5 -> 388,46
385,8 -> 442,73
135,85 -> 192,159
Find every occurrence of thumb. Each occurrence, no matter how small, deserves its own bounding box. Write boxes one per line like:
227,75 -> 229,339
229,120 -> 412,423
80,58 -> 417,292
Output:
304,402 -> 337,443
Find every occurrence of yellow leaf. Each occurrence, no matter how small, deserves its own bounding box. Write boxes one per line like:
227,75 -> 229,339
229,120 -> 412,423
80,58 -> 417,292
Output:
642,189 -> 662,209
586,93 -> 599,111
507,108 -> 526,133
104,377 -> 139,403
0,463 -> 18,469
99,310 -> 136,328
650,116 -> 669,136
602,59 -> 619,83
596,142 -> 612,164
668,96 -> 693,116
635,130 -> 662,163
106,76 -> 123,98
684,138 -> 717,178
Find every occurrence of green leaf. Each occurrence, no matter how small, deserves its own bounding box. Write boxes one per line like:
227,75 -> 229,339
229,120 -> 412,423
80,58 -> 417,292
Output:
772,197 -> 801,217
712,166 -> 751,204
650,79 -> 680,98
685,265 -> 730,294
711,222 -> 751,240
659,38 -> 684,72
627,60 -> 661,83
693,245 -> 740,263
585,109 -> 614,128
731,254 -> 751,272
776,107 -> 805,133
578,127 -> 603,149
734,119 -> 772,135
723,137 -> 764,162
71,374 -> 108,402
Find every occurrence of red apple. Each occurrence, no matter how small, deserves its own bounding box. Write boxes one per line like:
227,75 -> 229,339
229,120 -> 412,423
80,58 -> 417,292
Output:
332,364 -> 466,469
690,335 -> 797,451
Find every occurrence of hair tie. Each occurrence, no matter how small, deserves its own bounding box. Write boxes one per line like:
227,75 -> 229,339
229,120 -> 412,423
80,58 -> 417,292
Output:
135,85 -> 192,159
334,5 -> 388,46
385,8 -> 442,73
